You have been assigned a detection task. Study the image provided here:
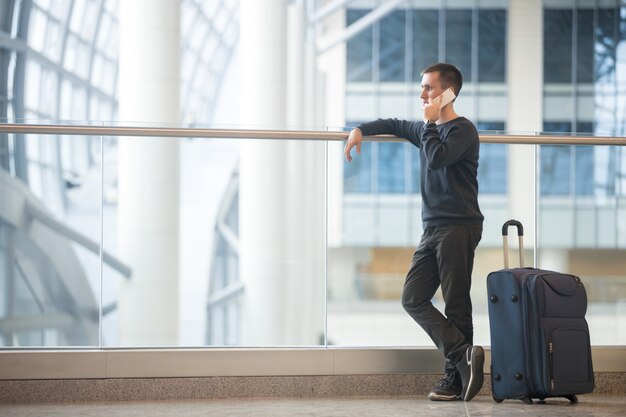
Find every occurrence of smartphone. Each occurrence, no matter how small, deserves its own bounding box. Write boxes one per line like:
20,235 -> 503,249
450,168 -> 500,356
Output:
436,88 -> 456,107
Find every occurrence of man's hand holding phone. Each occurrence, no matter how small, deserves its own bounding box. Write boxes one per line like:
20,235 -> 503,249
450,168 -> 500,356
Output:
423,88 -> 455,124
423,98 -> 441,124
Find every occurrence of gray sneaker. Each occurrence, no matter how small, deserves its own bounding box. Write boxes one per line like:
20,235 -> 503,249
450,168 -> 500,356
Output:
456,345 -> 485,401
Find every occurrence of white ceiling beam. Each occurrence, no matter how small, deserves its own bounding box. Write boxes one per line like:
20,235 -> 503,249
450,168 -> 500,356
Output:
316,0 -> 405,55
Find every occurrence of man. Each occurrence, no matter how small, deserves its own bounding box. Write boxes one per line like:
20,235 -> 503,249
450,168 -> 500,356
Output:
344,63 -> 484,402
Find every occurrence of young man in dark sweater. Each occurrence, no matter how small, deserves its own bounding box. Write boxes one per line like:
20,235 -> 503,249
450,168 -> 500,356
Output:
344,63 -> 484,402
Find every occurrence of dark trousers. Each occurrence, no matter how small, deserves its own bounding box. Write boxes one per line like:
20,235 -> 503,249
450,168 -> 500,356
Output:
402,225 -> 482,372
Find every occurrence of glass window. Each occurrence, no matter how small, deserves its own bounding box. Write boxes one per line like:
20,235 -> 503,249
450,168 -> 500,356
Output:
541,145 -> 571,195
377,142 -> 405,193
64,34 -> 78,70
82,0 -> 100,42
96,13 -> 114,55
577,122 -> 593,134
213,235 -> 229,292
24,62 -> 42,109
575,146 -> 594,196
541,122 -> 597,197
478,10 -> 506,82
48,0 -> 71,22
576,9 -> 594,83
344,141 -> 372,193
347,10 -> 373,82
226,189 -> 239,234
28,7 -> 47,53
43,16 -> 63,62
542,122 -> 572,196
379,10 -> 406,82
92,53 -> 104,90
76,40 -> 90,80
412,9 -> 439,80
103,60 -> 116,94
70,0 -> 86,34
593,8 -> 625,135
544,9 -> 573,83
478,143 -> 506,194
595,8 -> 618,84
476,122 -> 508,194
39,69 -> 58,116
444,9 -> 472,80
477,122 -> 507,194
410,143 -> 421,193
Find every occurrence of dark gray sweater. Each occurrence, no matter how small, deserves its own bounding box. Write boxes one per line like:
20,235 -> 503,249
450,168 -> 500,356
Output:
357,117 -> 484,229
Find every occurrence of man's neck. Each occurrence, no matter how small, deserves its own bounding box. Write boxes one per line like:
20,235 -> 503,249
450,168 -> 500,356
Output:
437,105 -> 460,124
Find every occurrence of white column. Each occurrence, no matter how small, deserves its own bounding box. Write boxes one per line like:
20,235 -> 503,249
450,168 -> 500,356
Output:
287,4 -> 305,130
285,3 -> 326,344
117,0 -> 180,345
507,0 -> 543,258
239,0 -> 289,344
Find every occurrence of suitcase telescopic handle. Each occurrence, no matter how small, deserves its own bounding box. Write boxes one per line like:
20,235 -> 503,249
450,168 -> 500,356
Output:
502,219 -> 524,268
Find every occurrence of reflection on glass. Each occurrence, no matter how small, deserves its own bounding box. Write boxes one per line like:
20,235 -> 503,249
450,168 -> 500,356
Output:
1,132 -> 328,348
1,133 -> 102,347
101,137 -> 326,347
2,129 -> 626,349
538,144 -> 626,345
328,139 -> 517,347
543,3 -> 626,136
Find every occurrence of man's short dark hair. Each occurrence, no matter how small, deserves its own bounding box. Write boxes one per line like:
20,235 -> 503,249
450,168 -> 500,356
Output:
421,63 -> 463,97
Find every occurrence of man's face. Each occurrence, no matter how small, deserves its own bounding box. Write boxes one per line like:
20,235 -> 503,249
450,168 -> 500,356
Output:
419,71 -> 445,106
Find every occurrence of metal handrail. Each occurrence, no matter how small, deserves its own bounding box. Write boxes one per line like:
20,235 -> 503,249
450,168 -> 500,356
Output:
1,123 -> 626,145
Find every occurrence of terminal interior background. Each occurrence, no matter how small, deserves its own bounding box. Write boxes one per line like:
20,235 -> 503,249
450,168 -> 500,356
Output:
0,0 -> 625,351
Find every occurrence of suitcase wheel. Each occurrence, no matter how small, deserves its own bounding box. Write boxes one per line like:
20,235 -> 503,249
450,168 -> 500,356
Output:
566,395 -> 578,404
521,396 -> 533,405
492,394 -> 503,403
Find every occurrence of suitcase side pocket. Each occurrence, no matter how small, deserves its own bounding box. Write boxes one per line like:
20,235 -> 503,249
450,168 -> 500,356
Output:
543,319 -> 594,395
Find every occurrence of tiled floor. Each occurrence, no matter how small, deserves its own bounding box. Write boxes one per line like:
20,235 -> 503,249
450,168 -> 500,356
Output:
1,395 -> 625,417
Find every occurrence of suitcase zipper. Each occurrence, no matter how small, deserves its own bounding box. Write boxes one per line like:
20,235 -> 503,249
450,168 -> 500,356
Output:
521,273 -> 536,393
524,273 -> 555,395
549,341 -> 555,391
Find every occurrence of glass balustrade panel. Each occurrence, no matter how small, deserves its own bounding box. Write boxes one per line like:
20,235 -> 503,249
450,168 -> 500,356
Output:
327,139 -> 537,347
101,135 -> 327,347
537,143 -> 626,345
0,132 -> 102,347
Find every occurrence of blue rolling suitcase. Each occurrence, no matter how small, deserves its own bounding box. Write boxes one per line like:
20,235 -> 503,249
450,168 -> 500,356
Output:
487,220 -> 594,404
